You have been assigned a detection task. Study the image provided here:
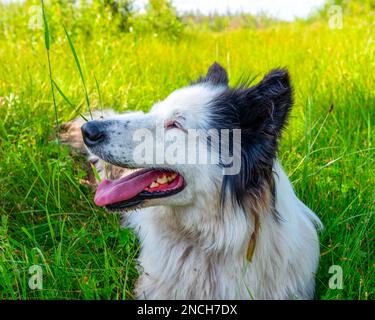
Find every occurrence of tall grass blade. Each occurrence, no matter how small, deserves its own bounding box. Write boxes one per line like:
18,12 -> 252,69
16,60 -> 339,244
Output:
94,74 -> 103,117
41,0 -> 49,50
41,0 -> 60,211
52,79 -> 74,108
63,25 -> 92,119
52,79 -> 88,121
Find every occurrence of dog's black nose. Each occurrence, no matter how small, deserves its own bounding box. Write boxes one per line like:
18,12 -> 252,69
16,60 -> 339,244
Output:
81,121 -> 105,147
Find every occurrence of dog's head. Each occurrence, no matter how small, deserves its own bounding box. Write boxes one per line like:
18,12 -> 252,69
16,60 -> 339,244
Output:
81,63 -> 292,212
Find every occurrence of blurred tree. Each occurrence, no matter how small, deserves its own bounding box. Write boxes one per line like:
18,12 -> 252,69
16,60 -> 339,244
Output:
104,0 -> 133,31
142,0 -> 183,37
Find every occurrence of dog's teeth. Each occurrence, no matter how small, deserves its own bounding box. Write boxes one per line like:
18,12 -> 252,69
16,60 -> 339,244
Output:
156,175 -> 168,184
168,173 -> 177,181
167,174 -> 176,182
149,182 -> 159,188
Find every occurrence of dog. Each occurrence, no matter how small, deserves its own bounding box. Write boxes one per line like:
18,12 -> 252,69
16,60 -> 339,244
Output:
61,63 -> 322,299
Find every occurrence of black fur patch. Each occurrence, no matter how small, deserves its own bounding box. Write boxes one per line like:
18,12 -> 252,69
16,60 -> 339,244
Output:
193,62 -> 229,86
206,65 -> 293,212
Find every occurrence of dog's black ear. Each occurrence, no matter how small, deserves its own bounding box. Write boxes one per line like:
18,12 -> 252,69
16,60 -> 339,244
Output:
220,69 -> 292,210
195,62 -> 229,86
240,68 -> 292,137
218,69 -> 292,210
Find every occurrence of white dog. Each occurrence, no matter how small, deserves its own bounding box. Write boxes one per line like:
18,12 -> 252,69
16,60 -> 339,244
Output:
62,63 -> 322,299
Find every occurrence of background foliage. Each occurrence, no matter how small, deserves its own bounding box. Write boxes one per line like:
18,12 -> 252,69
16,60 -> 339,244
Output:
0,0 -> 373,299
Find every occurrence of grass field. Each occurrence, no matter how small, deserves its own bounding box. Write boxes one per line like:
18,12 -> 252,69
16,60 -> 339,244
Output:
0,1 -> 374,299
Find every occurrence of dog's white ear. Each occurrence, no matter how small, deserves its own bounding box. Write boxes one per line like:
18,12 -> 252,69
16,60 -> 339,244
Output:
194,62 -> 229,86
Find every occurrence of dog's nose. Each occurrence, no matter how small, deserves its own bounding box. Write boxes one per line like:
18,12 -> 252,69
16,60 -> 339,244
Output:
81,121 -> 106,147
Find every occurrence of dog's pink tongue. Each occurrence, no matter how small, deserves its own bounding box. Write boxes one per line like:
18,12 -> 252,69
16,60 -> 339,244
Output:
94,170 -> 161,206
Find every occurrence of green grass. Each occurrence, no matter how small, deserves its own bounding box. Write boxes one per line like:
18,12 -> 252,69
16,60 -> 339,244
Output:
0,3 -> 374,299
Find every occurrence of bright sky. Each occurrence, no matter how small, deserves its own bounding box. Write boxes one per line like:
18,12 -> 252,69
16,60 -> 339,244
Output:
136,0 -> 326,20
2,0 -> 327,21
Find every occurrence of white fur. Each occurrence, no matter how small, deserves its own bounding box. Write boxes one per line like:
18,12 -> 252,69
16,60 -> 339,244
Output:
125,161 -> 321,299
80,83 -> 322,300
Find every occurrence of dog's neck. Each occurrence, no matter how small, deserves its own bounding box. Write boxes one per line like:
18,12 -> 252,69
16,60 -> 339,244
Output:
152,192 -> 268,259
129,189 -> 275,299
127,163 -> 320,299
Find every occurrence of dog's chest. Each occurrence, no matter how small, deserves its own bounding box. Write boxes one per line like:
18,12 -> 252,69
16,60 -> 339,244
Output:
136,235 -> 237,299
128,209 -> 241,299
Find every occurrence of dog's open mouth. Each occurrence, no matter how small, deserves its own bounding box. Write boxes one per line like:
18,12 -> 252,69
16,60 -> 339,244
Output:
94,169 -> 185,211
